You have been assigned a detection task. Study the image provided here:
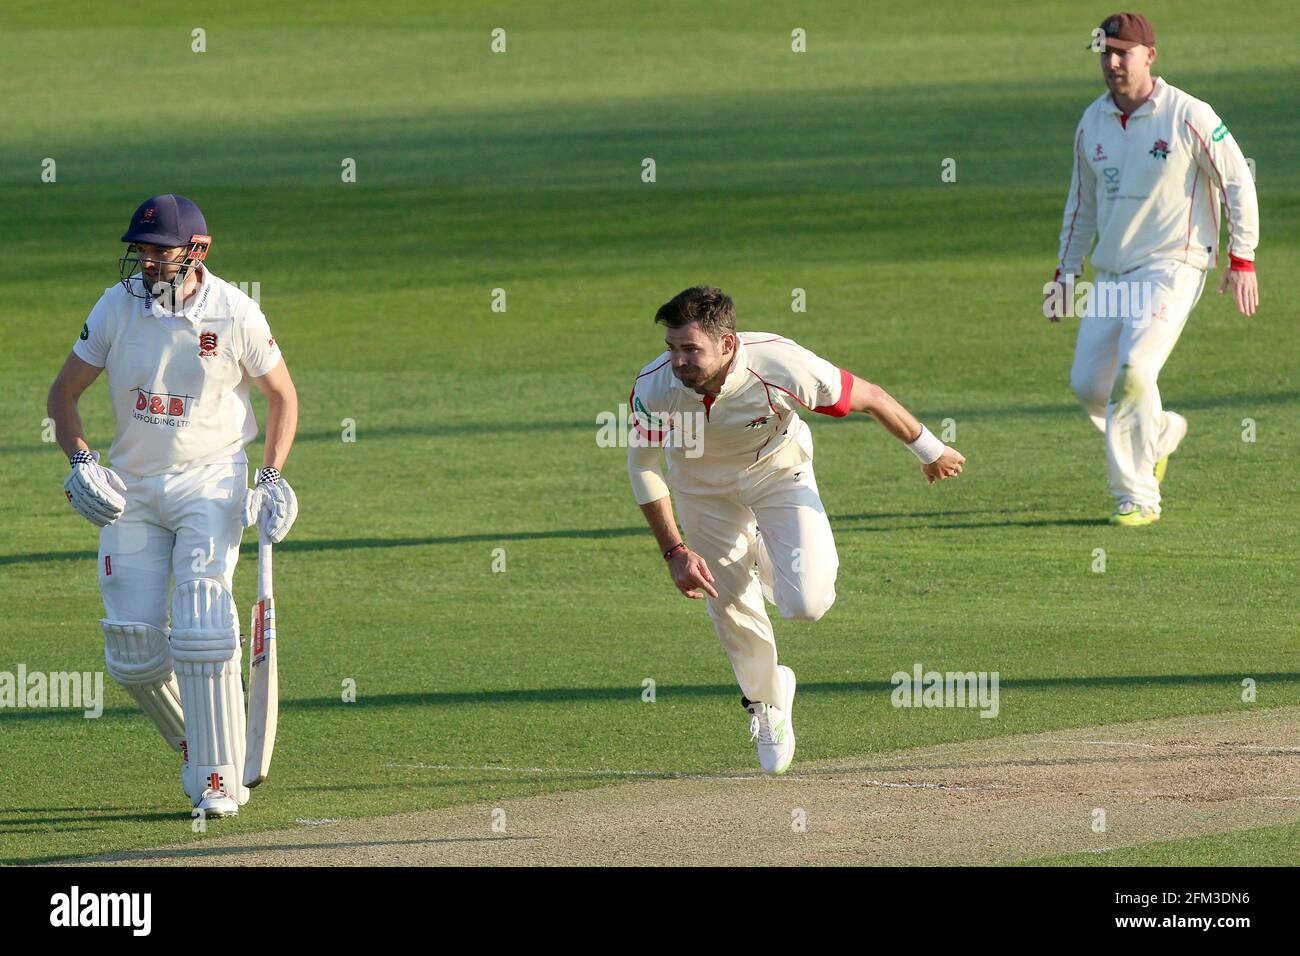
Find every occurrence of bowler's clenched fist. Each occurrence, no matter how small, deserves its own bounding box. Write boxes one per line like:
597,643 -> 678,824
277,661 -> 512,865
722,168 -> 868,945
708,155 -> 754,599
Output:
922,447 -> 965,485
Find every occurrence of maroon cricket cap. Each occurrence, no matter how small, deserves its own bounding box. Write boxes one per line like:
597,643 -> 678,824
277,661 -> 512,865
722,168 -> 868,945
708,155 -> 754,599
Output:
1089,12 -> 1156,50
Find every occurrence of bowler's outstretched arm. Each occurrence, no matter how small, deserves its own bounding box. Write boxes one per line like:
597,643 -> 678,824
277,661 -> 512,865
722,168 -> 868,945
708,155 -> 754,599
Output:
845,373 -> 966,484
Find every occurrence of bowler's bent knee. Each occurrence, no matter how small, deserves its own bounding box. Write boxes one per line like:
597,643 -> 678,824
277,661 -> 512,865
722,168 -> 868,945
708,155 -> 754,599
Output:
778,585 -> 837,622
1070,370 -> 1110,416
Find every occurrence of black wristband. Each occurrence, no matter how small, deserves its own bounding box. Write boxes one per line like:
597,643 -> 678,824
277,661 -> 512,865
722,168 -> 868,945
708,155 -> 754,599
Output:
70,449 -> 94,467
255,466 -> 281,485
664,542 -> 686,561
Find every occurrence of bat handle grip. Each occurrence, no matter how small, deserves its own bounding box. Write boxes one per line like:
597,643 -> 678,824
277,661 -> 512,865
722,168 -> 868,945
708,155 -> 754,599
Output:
258,526 -> 274,597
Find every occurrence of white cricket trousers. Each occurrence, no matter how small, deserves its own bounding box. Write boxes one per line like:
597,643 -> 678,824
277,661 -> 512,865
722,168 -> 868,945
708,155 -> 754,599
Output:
1069,259 -> 1207,511
98,462 -> 247,627
674,462 -> 838,706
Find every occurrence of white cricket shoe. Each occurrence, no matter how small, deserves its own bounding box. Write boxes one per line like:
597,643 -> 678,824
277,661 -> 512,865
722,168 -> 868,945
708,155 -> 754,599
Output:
196,788 -> 240,818
744,665 -> 796,775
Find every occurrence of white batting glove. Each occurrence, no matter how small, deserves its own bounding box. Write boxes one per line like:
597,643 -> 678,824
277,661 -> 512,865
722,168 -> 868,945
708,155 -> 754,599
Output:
63,449 -> 127,527
243,467 -> 298,543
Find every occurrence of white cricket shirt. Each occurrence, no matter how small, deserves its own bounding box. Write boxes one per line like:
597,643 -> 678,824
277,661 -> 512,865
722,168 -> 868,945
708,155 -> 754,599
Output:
1057,77 -> 1259,276
627,332 -> 851,502
72,265 -> 282,476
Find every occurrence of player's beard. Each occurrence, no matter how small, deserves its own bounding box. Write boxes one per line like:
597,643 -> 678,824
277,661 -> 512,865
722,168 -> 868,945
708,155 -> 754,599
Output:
676,352 -> 728,391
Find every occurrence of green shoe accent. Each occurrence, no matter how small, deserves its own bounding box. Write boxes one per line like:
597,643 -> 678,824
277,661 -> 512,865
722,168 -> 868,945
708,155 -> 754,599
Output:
1154,454 -> 1169,484
1109,507 -> 1160,527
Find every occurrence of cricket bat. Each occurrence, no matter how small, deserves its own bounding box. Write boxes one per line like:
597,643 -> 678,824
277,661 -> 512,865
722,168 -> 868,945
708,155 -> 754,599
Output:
243,527 -> 278,788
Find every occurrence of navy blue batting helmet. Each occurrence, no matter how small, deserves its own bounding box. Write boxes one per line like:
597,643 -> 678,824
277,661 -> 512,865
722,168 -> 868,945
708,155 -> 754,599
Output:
119,194 -> 211,299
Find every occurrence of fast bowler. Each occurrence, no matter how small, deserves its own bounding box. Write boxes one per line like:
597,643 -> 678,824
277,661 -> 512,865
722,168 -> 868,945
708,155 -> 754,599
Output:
627,287 -> 965,774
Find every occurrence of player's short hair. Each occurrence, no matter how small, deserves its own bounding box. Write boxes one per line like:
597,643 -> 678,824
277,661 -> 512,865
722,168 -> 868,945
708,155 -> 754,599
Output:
654,286 -> 736,340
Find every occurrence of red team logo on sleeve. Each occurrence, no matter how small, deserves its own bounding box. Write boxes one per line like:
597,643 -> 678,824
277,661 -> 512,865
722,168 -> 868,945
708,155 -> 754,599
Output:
198,331 -> 219,357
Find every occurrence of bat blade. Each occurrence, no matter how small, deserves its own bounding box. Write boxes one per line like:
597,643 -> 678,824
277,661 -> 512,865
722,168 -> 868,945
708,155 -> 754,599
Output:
243,533 -> 279,788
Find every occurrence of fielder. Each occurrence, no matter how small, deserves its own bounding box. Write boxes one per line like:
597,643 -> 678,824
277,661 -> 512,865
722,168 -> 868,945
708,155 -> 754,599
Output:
627,287 -> 965,774
1046,12 -> 1259,525
46,194 -> 300,818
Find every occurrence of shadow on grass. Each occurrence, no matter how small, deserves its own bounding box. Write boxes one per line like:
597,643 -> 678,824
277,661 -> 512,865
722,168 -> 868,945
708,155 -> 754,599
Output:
0,527 -> 649,567
930,517 -> 1112,529
0,506 -> 1160,568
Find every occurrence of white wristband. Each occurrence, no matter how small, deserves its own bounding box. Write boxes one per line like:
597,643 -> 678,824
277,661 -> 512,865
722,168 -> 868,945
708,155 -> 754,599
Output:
906,425 -> 945,464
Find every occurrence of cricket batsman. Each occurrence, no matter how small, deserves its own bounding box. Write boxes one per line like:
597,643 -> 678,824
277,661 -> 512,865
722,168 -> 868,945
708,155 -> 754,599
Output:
627,287 -> 965,774
1045,13 -> 1259,525
46,194 -> 300,818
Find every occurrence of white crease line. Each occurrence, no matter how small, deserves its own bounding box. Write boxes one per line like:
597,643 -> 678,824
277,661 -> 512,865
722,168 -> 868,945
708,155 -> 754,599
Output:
858,779 -> 1021,793
1040,738 -> 1159,749
295,818 -> 341,827
1039,739 -> 1300,753
1109,790 -> 1185,798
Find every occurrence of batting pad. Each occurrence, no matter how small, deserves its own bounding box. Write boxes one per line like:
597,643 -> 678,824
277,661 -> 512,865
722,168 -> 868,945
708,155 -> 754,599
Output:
101,620 -> 186,753
170,578 -> 249,806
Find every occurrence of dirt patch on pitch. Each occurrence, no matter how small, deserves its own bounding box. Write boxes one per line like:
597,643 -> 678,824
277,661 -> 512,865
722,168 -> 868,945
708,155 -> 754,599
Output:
64,708 -> 1300,866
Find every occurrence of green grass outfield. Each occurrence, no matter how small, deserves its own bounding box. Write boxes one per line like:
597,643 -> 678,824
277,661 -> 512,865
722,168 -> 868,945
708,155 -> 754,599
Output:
1026,820 -> 1300,867
0,0 -> 1296,865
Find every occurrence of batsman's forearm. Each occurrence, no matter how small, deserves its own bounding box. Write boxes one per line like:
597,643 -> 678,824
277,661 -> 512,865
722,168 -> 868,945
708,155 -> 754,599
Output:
638,497 -> 684,554
46,389 -> 90,459
261,392 -> 299,471
848,375 -> 924,443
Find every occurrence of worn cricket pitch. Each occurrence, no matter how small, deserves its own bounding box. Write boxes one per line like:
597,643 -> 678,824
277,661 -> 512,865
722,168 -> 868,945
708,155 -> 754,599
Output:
58,707 -> 1300,866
